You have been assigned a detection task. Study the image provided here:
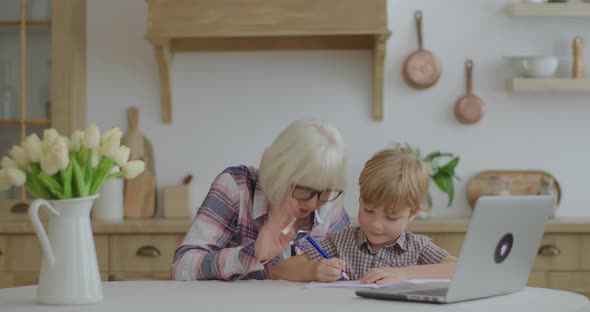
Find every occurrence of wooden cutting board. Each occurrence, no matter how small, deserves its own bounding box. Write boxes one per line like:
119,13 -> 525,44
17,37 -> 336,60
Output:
123,107 -> 156,218
124,170 -> 156,218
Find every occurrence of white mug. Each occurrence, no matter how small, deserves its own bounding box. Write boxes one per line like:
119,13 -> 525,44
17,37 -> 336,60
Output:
92,179 -> 124,221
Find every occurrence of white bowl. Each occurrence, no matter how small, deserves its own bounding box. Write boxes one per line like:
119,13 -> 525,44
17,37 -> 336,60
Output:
504,56 -> 560,78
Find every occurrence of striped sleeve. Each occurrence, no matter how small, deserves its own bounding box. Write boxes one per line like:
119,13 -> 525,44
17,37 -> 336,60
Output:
171,172 -> 263,281
327,204 -> 351,233
417,237 -> 450,265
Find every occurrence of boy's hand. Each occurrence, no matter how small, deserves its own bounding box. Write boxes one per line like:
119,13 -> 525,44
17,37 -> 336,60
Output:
313,258 -> 346,282
361,267 -> 408,285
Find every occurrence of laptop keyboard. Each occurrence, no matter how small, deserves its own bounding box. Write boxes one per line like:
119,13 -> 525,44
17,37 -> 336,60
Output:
405,288 -> 448,297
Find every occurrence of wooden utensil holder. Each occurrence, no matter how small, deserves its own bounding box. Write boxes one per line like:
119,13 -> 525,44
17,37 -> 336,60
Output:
163,184 -> 191,218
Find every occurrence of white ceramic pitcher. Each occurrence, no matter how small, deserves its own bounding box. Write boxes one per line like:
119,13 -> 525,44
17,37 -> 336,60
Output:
28,194 -> 103,305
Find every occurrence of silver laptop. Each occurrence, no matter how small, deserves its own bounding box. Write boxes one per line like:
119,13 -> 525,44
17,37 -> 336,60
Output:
356,195 -> 555,303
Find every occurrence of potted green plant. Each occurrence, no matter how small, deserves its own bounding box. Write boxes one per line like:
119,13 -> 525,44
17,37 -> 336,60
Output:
405,143 -> 460,208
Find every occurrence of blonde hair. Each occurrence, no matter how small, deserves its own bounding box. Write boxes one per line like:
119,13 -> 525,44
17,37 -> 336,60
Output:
259,119 -> 347,208
359,146 -> 430,215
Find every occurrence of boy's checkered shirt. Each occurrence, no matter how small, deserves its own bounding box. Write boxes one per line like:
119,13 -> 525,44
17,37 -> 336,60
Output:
305,226 -> 450,280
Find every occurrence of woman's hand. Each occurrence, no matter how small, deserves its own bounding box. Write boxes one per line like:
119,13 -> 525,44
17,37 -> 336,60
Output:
253,197 -> 299,262
313,258 -> 346,282
361,267 -> 408,285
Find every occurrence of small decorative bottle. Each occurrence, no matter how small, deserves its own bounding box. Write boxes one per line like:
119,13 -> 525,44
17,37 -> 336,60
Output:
43,60 -> 52,119
0,63 -> 17,120
537,176 -> 558,217
573,36 -> 585,79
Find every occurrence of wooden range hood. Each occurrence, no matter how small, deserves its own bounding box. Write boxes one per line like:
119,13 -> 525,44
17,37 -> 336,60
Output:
146,0 -> 391,123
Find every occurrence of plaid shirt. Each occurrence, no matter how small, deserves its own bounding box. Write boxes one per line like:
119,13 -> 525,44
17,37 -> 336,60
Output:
171,166 -> 351,281
305,226 -> 449,280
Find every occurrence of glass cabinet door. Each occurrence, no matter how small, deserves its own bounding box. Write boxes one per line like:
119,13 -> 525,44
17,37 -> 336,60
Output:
0,0 -> 52,202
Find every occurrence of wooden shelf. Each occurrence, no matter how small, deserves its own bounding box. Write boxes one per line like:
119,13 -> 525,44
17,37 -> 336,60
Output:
507,78 -> 590,92
506,3 -> 590,16
0,20 -> 51,27
0,119 -> 51,126
146,0 -> 390,123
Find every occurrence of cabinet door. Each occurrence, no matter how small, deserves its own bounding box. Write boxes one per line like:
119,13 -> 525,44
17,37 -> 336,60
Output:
110,235 -> 184,272
0,235 -> 7,271
0,271 -> 107,288
548,271 -> 590,297
0,0 -> 86,208
0,1 -> 23,202
533,234 -> 580,271
527,271 -> 548,288
0,0 -> 52,202
421,233 -> 465,257
0,200 -> 53,221
582,235 -> 590,270
7,234 -> 109,272
0,273 -> 14,288
108,271 -> 172,281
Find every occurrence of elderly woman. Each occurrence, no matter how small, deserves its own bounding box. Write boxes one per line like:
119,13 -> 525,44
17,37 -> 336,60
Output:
171,119 -> 350,281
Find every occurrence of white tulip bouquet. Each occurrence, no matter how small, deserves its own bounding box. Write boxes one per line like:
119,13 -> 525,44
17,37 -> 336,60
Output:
0,124 -> 145,200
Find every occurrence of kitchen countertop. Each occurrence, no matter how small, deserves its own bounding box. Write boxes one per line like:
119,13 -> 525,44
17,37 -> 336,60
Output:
0,217 -> 589,234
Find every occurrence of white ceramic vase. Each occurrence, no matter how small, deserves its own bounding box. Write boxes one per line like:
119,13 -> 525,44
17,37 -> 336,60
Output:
28,195 -> 103,305
92,178 -> 124,221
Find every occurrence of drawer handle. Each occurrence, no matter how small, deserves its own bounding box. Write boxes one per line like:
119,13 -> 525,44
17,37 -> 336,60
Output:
538,245 -> 560,256
10,202 -> 29,214
136,246 -> 161,258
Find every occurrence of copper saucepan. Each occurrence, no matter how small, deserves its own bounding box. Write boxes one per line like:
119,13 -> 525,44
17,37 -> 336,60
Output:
403,10 -> 441,89
454,59 -> 485,124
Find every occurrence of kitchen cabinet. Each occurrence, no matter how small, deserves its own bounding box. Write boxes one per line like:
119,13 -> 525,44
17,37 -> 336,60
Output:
0,0 -> 86,211
0,217 -> 589,297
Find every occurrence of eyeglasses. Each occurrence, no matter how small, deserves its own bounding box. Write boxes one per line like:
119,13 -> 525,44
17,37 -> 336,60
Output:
291,185 -> 343,202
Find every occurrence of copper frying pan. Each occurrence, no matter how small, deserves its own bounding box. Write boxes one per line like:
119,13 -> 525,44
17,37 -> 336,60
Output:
454,60 -> 485,124
403,11 -> 441,89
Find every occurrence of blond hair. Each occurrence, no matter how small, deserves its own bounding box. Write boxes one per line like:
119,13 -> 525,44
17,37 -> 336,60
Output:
259,119 -> 347,208
359,146 -> 430,214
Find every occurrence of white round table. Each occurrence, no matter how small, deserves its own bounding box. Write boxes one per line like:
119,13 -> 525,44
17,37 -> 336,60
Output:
0,281 -> 588,312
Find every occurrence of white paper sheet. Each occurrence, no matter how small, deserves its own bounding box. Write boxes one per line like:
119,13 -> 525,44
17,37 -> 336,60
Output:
305,279 -> 450,289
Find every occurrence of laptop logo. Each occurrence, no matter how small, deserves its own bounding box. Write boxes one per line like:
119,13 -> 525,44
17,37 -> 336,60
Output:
494,233 -> 513,263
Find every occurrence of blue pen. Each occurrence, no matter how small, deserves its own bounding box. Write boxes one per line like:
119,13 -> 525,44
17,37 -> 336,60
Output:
306,236 -> 350,280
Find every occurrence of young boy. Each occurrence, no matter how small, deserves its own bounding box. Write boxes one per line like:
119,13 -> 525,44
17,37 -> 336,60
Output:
268,147 -> 456,284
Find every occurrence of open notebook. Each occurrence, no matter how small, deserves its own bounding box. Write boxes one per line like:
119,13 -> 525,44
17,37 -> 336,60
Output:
305,279 -> 450,289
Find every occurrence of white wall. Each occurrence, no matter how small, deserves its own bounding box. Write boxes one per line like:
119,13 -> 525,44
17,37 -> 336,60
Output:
87,0 -> 590,218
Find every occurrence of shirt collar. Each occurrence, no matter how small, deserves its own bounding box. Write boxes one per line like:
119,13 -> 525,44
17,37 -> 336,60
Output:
358,228 -> 408,253
252,189 -> 269,220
